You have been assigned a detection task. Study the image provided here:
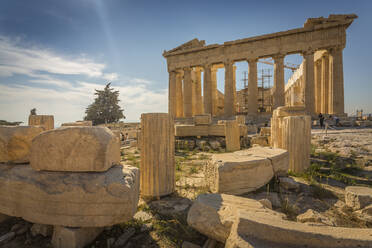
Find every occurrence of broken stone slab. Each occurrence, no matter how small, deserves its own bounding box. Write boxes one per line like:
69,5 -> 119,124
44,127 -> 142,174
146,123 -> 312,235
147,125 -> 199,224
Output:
30,126 -> 120,172
204,147 -> 288,195
225,208 -> 372,248
194,114 -> 212,125
0,163 -> 139,227
187,193 -> 283,243
279,176 -> 301,191
235,147 -> 289,176
52,226 -> 103,248
296,209 -> 334,226
345,186 -> 372,210
0,126 -> 44,164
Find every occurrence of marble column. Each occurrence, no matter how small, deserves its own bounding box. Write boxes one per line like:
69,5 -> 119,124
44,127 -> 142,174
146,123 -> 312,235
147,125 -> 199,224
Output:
314,60 -> 322,114
168,71 -> 177,118
203,64 -> 212,115
175,72 -> 184,117
328,47 -> 345,115
224,60 -> 236,117
211,67 -> 218,116
302,50 -> 315,115
183,67 -> 193,117
273,55 -> 285,110
193,68 -> 203,115
247,59 -> 258,115
321,54 -> 329,114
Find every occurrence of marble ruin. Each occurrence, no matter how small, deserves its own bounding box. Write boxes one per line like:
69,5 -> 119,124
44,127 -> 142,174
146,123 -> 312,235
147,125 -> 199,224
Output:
164,14 -> 357,118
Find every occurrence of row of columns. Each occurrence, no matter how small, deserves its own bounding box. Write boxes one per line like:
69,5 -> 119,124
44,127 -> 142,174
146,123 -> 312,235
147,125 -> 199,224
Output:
168,46 -> 344,118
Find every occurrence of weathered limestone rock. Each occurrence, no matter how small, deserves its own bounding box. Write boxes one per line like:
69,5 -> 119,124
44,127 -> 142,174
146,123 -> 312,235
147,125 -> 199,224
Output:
225,120 -> 240,152
0,164 -> 139,227
279,176 -> 301,191
30,126 -> 120,172
140,113 -> 175,198
194,114 -> 211,125
258,199 -> 272,210
259,127 -> 271,136
235,147 -> 289,176
345,186 -> 372,210
31,223 -> 53,237
271,106 -> 311,173
52,226 -> 103,248
296,209 -> 334,226
61,121 -> 92,127
187,194 -> 283,243
250,136 -> 269,146
225,208 -> 372,248
28,115 -> 54,130
0,126 -> 44,164
204,147 -> 288,195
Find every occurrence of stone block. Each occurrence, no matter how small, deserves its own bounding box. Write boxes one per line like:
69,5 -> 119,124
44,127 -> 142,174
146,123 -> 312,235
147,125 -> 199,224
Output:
61,121 -> 92,127
187,193 -> 282,243
140,113 -> 175,198
194,114 -> 211,125
30,126 -> 120,172
52,226 -> 103,248
235,115 -> 245,125
250,135 -> 269,146
225,208 -> 372,248
0,164 -> 139,227
28,115 -> 54,130
345,186 -> 372,210
0,126 -> 44,164
224,120 -> 240,152
259,127 -> 271,136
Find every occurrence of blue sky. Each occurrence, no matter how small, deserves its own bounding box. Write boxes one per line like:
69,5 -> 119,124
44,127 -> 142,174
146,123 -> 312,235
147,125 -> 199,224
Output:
0,0 -> 371,125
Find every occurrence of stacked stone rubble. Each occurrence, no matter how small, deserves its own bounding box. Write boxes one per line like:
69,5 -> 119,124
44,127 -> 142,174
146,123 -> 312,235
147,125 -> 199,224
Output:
0,125 -> 140,248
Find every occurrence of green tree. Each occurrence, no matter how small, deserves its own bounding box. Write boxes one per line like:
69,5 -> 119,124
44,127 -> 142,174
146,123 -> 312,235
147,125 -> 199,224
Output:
84,83 -> 125,125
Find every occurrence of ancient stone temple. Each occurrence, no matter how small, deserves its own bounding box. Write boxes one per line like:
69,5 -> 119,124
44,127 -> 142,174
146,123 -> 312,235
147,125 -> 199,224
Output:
163,14 -> 357,118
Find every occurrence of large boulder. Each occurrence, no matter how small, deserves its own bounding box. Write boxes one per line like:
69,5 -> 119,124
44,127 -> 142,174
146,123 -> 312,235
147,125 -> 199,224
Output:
204,147 -> 288,195
345,186 -> 372,210
30,126 -> 120,172
0,163 -> 139,227
0,126 -> 44,164
225,208 -> 372,248
187,194 -> 281,243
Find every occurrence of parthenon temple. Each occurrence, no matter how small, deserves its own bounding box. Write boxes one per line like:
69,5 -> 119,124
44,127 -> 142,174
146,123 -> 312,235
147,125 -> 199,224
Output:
163,14 -> 357,119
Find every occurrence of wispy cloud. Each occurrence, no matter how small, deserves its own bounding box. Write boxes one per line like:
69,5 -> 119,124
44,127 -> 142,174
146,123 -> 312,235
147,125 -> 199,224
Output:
0,36 -> 168,125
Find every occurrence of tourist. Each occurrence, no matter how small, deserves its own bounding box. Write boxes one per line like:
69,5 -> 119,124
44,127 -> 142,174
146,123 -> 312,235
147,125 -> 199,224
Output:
318,113 -> 324,128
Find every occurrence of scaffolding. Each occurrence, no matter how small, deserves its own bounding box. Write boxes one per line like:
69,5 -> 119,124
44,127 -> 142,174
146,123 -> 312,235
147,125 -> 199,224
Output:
258,69 -> 272,112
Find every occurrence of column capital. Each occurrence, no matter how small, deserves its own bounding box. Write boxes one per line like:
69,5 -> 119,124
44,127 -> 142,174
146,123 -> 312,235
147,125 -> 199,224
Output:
327,46 -> 344,55
247,58 -> 258,63
302,49 -> 315,57
223,59 -> 233,67
203,63 -> 212,70
273,54 -> 285,63
183,66 -> 192,72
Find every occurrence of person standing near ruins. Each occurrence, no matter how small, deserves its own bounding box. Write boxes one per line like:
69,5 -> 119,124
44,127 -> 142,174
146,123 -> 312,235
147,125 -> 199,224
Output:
319,113 -> 324,128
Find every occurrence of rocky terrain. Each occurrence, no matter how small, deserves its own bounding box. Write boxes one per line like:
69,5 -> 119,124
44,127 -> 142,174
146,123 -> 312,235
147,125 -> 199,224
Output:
1,127 -> 372,248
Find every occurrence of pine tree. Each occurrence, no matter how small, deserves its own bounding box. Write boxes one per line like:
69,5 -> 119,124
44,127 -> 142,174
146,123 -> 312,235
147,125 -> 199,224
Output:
84,83 -> 125,125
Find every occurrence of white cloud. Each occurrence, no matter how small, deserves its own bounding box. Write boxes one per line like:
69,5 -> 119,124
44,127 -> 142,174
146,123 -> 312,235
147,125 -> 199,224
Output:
0,36 -> 106,78
0,36 -> 168,125
102,72 -> 119,81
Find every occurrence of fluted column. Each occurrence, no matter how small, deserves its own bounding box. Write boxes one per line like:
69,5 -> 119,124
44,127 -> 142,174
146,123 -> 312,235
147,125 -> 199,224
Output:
328,47 -> 345,115
314,60 -> 322,114
211,67 -> 218,116
175,72 -> 184,117
321,53 -> 329,114
168,71 -> 177,118
183,67 -> 193,117
193,68 -> 203,115
273,54 -> 285,110
302,50 -> 315,115
247,59 -> 258,115
203,64 -> 212,115
224,60 -> 236,117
